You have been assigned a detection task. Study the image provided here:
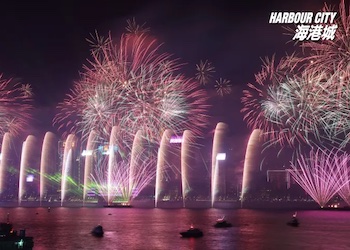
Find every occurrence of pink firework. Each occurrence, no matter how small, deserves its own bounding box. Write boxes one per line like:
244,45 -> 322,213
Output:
241,55 -> 307,148
0,75 -> 33,137
214,78 -> 232,96
300,0 -> 350,73
289,148 -> 350,208
125,18 -> 150,35
90,149 -> 156,203
241,49 -> 350,149
54,26 -> 209,144
195,60 -> 215,85
241,1 -> 350,149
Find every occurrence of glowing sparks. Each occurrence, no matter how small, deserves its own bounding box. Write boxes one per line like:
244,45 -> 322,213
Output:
20,84 -> 33,98
300,1 -> 350,73
195,60 -> 215,85
125,18 -> 150,34
214,78 -> 232,96
241,52 -> 350,149
90,149 -> 156,204
288,148 -> 350,208
241,1 -> 350,150
55,27 -> 209,145
0,75 -> 33,137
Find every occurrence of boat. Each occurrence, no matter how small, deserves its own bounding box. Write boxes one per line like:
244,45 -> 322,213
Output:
287,217 -> 299,227
287,212 -> 299,227
0,219 -> 34,249
180,225 -> 203,238
214,217 -> 233,228
91,225 -> 104,237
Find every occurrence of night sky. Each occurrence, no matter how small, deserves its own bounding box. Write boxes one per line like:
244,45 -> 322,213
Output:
0,0 -> 342,137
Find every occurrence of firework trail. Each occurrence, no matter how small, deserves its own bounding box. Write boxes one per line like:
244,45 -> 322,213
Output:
288,148 -> 350,208
335,153 -> 350,206
90,148 -> 156,203
54,25 -> 209,145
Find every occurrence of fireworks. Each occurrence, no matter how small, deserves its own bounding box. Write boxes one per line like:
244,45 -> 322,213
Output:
214,78 -> 232,96
20,84 -> 33,98
89,149 -> 156,204
241,55 -> 305,148
125,17 -> 150,34
241,52 -> 350,149
294,1 -> 350,148
241,1 -> 350,151
55,26 -> 209,144
0,75 -> 33,137
288,148 -> 350,208
337,163 -> 350,206
195,60 -> 233,97
195,60 -> 215,85
300,0 -> 350,73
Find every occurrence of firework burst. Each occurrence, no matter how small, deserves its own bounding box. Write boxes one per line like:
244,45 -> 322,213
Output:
89,148 -> 156,203
195,60 -> 215,85
0,75 -> 33,137
241,55 -> 306,148
54,27 -> 209,144
125,17 -> 150,35
214,78 -> 232,96
288,148 -> 350,208
241,50 -> 350,150
300,0 -> 350,73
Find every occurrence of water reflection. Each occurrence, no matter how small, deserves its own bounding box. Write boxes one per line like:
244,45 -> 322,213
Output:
1,207 -> 350,249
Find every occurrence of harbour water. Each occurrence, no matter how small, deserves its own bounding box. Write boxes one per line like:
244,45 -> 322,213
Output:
1,207 -> 350,250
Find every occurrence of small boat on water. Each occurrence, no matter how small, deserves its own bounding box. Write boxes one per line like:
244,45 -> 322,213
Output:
287,217 -> 299,227
180,225 -> 203,238
91,225 -> 104,237
214,217 -> 232,228
287,212 -> 299,227
0,214 -> 34,249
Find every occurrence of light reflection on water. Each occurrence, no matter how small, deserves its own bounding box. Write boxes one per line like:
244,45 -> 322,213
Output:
1,207 -> 350,250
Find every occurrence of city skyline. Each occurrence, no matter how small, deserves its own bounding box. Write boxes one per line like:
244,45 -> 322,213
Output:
0,0 -> 347,210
